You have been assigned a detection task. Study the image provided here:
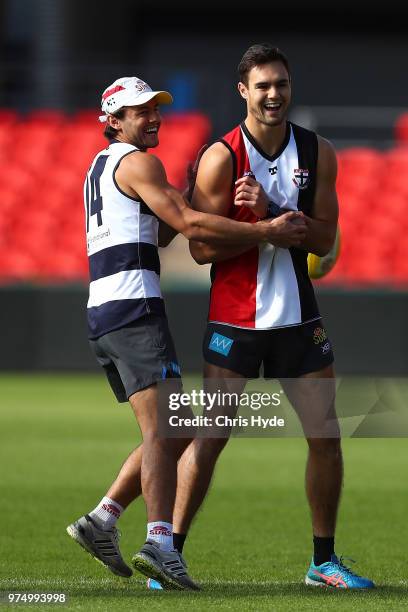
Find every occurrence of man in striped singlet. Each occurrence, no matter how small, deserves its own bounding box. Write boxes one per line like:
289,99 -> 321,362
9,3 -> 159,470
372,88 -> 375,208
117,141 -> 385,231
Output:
66,76 -> 298,590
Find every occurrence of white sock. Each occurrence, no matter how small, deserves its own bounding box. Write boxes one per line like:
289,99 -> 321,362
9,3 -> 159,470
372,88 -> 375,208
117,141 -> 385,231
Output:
88,497 -> 123,530
147,521 -> 174,551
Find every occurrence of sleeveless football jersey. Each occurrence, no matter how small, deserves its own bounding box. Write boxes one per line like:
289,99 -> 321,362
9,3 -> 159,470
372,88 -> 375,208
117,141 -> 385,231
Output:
209,121 -> 320,329
84,141 -> 164,339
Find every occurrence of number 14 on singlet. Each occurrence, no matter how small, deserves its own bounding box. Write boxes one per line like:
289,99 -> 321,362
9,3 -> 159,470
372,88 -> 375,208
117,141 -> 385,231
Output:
85,155 -> 109,232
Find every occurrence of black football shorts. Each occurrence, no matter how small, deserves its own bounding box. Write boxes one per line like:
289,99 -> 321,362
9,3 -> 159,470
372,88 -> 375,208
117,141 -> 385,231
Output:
202,318 -> 334,379
89,315 -> 181,402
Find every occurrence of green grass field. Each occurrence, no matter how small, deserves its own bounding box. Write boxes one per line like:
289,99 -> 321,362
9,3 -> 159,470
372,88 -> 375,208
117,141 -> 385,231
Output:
1,374 -> 407,611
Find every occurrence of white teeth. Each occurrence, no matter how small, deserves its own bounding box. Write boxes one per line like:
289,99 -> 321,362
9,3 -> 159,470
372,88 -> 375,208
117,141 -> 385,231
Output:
146,127 -> 158,133
265,103 -> 281,109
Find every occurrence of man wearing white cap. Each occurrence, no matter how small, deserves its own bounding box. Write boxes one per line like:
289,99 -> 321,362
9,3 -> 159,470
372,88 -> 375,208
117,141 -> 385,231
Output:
66,76 -> 307,590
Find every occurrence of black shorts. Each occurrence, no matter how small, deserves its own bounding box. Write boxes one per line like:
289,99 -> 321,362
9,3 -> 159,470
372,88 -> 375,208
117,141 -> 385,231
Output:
203,319 -> 334,379
89,315 -> 181,403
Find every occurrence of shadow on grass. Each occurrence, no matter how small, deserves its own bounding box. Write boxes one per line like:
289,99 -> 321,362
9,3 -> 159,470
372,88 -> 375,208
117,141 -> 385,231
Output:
66,582 -> 408,600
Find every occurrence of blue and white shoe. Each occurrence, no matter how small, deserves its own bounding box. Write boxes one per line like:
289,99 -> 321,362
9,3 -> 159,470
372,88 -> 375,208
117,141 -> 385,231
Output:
305,554 -> 375,589
147,578 -> 163,590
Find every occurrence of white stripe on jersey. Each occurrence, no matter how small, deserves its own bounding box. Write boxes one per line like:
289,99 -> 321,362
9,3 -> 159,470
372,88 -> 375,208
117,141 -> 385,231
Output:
243,125 -> 303,328
241,126 -> 299,211
88,269 -> 162,308
86,143 -> 159,257
255,245 -> 301,328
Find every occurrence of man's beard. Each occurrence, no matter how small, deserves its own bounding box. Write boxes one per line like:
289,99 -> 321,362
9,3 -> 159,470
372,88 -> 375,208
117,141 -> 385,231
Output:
252,107 -> 286,127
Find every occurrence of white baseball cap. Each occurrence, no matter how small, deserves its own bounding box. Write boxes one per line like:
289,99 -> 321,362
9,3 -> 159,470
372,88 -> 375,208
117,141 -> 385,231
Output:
99,76 -> 173,122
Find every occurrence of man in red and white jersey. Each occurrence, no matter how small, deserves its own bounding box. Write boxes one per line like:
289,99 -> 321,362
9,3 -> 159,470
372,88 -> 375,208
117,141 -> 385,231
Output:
168,44 -> 374,589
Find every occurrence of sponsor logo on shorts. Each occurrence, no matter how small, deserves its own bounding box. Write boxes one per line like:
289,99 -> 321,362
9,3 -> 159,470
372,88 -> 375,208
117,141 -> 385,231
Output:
170,361 -> 181,375
161,362 -> 181,379
102,503 -> 120,518
313,327 -> 328,345
149,525 -> 172,536
321,341 -> 331,355
209,332 -> 234,356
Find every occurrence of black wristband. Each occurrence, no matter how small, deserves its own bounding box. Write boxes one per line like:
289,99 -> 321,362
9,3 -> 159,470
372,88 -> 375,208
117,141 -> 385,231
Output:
261,200 -> 282,220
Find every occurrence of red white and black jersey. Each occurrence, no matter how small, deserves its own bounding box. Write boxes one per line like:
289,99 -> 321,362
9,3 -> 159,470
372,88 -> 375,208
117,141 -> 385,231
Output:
209,121 -> 320,330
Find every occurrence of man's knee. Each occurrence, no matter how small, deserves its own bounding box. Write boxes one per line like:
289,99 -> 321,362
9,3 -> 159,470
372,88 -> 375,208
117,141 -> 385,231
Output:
191,436 -> 229,463
144,433 -> 192,458
307,437 -> 342,458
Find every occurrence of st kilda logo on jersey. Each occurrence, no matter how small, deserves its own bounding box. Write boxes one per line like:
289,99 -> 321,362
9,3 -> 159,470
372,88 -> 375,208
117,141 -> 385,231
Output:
292,168 -> 310,190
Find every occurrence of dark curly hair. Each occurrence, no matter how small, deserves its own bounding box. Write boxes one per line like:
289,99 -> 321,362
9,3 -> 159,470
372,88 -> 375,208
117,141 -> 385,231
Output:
238,44 -> 290,85
103,108 -> 126,140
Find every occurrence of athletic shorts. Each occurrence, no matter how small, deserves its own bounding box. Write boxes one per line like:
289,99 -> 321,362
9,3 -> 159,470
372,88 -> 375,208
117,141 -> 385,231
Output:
89,315 -> 181,403
203,319 -> 334,379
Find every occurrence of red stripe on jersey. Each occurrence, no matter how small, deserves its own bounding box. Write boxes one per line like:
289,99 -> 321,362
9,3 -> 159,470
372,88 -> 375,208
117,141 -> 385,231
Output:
209,125 -> 259,327
102,85 -> 126,101
209,249 -> 258,327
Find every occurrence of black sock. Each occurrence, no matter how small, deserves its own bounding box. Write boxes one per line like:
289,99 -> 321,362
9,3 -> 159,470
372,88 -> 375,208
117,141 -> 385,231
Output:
173,533 -> 187,554
313,536 -> 334,566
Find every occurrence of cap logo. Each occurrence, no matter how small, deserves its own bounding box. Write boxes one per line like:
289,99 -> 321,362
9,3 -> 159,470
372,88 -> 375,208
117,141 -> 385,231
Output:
101,84 -> 126,101
134,79 -> 149,92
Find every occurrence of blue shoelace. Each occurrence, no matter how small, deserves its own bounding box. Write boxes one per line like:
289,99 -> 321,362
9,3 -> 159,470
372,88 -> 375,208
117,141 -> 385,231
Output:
335,556 -> 359,577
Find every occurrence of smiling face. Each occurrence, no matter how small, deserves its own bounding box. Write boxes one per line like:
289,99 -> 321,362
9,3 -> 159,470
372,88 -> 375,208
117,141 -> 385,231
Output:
238,61 -> 291,128
107,98 -> 162,150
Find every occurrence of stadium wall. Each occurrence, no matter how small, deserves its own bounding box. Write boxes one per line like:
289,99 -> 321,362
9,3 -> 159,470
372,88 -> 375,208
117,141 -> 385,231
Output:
1,287 -> 407,375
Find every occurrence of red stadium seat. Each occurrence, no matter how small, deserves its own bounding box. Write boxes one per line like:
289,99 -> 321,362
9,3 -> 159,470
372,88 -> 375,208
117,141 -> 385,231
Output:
0,109 -> 19,124
391,252 -> 408,284
338,148 -> 383,182
0,250 -> 39,281
0,165 -> 36,193
40,250 -> 89,281
0,188 -> 21,215
72,109 -> 101,124
383,147 -> 408,174
394,113 -> 408,144
41,167 -> 82,195
0,128 -> 14,152
24,109 -> 66,127
12,212 -> 58,256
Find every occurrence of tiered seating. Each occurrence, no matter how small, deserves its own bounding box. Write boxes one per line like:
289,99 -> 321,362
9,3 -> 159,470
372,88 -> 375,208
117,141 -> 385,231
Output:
1,107 -> 408,286
155,112 -> 211,185
0,110 -> 211,283
319,145 -> 408,286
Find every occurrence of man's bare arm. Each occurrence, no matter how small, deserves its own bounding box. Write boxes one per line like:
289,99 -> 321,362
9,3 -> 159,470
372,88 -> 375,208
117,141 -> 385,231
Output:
158,221 -> 178,247
189,143 -> 258,263
158,144 -> 208,248
114,151 -> 278,245
189,143 -> 307,264
299,137 -> 339,256
190,213 -> 308,263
